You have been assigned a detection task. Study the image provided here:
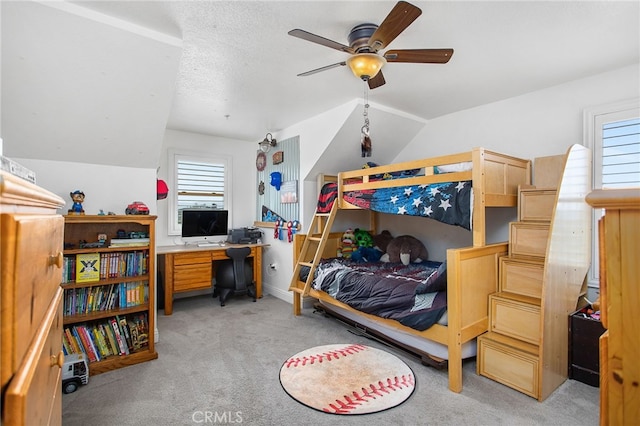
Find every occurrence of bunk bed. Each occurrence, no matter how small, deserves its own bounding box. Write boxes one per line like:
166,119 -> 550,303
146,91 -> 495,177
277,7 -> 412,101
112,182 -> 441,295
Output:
290,147 -> 532,393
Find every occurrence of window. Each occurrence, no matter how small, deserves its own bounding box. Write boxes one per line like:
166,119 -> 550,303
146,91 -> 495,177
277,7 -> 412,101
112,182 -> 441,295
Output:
168,150 -> 231,235
597,117 -> 640,189
584,99 -> 640,287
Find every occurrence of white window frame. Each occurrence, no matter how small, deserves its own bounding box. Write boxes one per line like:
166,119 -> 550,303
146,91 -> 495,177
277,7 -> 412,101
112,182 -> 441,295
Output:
167,149 -> 232,236
583,98 -> 640,287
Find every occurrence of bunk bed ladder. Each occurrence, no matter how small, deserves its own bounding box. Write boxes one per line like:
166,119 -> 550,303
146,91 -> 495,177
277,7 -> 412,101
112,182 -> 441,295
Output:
288,201 -> 338,297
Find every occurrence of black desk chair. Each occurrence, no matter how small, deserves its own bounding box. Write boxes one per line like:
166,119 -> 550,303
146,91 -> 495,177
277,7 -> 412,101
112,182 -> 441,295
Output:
213,247 -> 256,306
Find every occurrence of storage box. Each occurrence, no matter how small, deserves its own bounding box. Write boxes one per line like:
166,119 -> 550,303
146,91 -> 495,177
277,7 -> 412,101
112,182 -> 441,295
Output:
569,308 -> 605,387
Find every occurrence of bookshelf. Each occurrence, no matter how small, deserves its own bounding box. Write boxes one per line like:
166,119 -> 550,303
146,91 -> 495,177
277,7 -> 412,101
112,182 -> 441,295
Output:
62,215 -> 158,375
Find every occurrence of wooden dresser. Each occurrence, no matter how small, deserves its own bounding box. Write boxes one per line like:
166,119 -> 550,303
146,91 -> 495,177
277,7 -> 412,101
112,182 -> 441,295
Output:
1,171 -> 66,426
586,188 -> 640,425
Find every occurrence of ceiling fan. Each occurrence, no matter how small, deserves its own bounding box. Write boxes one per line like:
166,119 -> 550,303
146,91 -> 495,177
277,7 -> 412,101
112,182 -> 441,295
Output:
288,1 -> 454,89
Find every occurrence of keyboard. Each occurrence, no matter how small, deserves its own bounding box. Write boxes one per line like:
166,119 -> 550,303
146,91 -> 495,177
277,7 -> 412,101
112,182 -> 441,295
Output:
197,241 -> 226,247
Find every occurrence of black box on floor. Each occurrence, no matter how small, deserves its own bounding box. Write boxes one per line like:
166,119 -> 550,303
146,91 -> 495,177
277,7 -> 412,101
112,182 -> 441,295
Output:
569,308 -> 606,387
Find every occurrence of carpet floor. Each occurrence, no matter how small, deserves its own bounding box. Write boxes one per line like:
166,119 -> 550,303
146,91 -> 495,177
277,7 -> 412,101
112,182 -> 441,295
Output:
62,294 -> 600,426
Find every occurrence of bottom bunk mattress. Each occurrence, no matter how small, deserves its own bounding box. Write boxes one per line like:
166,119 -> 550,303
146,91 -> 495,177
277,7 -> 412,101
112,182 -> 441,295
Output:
315,300 -> 477,361
301,258 -> 449,331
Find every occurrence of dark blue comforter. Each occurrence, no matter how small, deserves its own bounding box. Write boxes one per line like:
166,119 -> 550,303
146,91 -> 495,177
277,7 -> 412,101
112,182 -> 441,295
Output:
306,258 -> 448,331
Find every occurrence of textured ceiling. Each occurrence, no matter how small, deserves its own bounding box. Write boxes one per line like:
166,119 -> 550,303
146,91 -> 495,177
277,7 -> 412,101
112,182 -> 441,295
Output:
2,1 -> 639,167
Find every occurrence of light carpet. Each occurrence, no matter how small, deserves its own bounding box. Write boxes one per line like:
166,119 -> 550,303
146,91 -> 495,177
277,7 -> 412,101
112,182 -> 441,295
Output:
279,343 -> 415,415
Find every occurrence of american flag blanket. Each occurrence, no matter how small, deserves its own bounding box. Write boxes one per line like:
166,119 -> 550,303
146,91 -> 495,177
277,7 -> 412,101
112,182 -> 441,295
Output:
318,180 -> 473,230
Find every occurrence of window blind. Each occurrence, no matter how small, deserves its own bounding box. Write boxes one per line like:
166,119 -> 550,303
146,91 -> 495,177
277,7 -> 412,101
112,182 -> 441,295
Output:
602,118 -> 640,189
177,160 -> 225,223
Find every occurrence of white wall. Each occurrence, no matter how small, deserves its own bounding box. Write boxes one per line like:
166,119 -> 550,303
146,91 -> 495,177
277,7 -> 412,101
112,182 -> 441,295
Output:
13,158 -> 156,216
156,129 -> 257,247
387,64 -> 640,262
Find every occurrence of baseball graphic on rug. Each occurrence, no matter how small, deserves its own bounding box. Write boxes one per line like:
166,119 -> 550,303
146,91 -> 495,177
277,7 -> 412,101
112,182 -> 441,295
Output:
279,344 -> 415,415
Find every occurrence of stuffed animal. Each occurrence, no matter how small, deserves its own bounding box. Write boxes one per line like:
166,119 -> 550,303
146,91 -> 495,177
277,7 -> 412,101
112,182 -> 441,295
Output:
353,228 -> 373,248
372,230 -> 393,253
351,246 -> 384,263
339,228 -> 356,259
381,235 -> 429,266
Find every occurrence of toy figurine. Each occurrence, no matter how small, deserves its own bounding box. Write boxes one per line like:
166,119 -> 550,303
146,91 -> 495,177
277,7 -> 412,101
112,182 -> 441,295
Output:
68,190 -> 85,215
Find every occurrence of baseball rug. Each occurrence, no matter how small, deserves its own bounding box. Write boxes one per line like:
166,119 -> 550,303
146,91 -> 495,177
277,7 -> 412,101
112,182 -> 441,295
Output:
279,343 -> 415,415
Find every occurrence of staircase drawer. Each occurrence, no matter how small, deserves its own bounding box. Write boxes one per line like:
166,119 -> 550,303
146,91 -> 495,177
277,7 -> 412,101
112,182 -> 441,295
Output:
509,222 -> 549,258
478,333 -> 539,399
490,294 -> 540,344
519,189 -> 556,221
499,257 -> 544,298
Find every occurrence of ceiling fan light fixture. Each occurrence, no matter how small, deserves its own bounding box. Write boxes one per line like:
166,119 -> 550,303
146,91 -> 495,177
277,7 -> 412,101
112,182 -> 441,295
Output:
346,53 -> 386,81
258,132 -> 277,153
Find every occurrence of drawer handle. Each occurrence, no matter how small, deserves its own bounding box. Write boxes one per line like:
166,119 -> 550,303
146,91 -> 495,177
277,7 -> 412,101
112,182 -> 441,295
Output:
49,252 -> 64,269
51,351 -> 64,369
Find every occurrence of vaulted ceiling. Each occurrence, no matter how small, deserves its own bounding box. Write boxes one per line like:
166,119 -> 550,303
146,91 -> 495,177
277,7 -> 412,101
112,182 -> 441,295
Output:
2,1 -> 638,168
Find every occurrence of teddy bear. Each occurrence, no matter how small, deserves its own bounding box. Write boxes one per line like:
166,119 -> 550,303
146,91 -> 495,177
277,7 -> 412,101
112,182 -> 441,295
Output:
380,235 -> 429,266
350,246 -> 384,263
339,228 -> 356,259
372,230 -> 394,253
353,228 -> 373,248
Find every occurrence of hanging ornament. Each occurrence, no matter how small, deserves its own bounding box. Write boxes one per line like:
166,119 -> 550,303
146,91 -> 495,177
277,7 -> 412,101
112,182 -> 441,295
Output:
360,83 -> 372,157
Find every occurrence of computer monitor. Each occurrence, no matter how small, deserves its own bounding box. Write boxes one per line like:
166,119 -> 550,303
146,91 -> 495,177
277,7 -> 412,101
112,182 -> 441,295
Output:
180,209 -> 229,244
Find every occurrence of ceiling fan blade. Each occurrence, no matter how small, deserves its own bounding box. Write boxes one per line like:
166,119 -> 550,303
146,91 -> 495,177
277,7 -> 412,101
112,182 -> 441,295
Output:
297,61 -> 347,77
367,1 -> 422,51
368,71 -> 386,89
384,49 -> 454,63
288,29 -> 354,53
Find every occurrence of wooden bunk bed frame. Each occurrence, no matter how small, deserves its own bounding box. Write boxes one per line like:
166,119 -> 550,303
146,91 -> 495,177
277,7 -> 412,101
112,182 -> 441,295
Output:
290,147 -> 531,393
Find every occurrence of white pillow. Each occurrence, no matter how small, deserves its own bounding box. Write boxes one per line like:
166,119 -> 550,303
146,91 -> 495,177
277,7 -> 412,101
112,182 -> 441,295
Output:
435,161 -> 473,173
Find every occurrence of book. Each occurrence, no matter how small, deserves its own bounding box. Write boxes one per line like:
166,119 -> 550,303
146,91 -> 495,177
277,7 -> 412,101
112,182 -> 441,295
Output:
102,322 -> 120,356
65,327 -> 83,355
109,317 -> 129,355
131,313 -> 149,349
76,253 -> 100,283
73,326 -> 97,362
117,315 -> 134,352
93,325 -> 113,358
127,319 -> 142,350
109,238 -> 149,248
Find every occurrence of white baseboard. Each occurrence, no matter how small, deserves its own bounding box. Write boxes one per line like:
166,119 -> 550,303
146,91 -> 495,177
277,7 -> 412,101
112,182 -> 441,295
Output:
262,283 -> 315,309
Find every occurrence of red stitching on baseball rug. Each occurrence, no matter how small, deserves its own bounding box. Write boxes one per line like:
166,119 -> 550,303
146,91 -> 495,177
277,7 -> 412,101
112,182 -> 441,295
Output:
284,343 -> 367,368
322,374 -> 415,414
280,344 -> 416,415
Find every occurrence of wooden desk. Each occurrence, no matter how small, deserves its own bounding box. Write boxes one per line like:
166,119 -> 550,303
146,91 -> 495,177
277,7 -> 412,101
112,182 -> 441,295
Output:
157,243 -> 267,315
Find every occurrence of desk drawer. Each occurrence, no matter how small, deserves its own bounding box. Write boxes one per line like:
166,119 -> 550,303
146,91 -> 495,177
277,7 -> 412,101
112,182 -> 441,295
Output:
174,252 -> 212,265
4,288 -> 63,426
174,263 -> 212,292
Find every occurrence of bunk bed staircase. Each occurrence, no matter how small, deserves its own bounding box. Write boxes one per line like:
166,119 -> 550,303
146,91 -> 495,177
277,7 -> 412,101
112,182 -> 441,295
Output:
288,201 -> 338,305
477,144 -> 592,401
